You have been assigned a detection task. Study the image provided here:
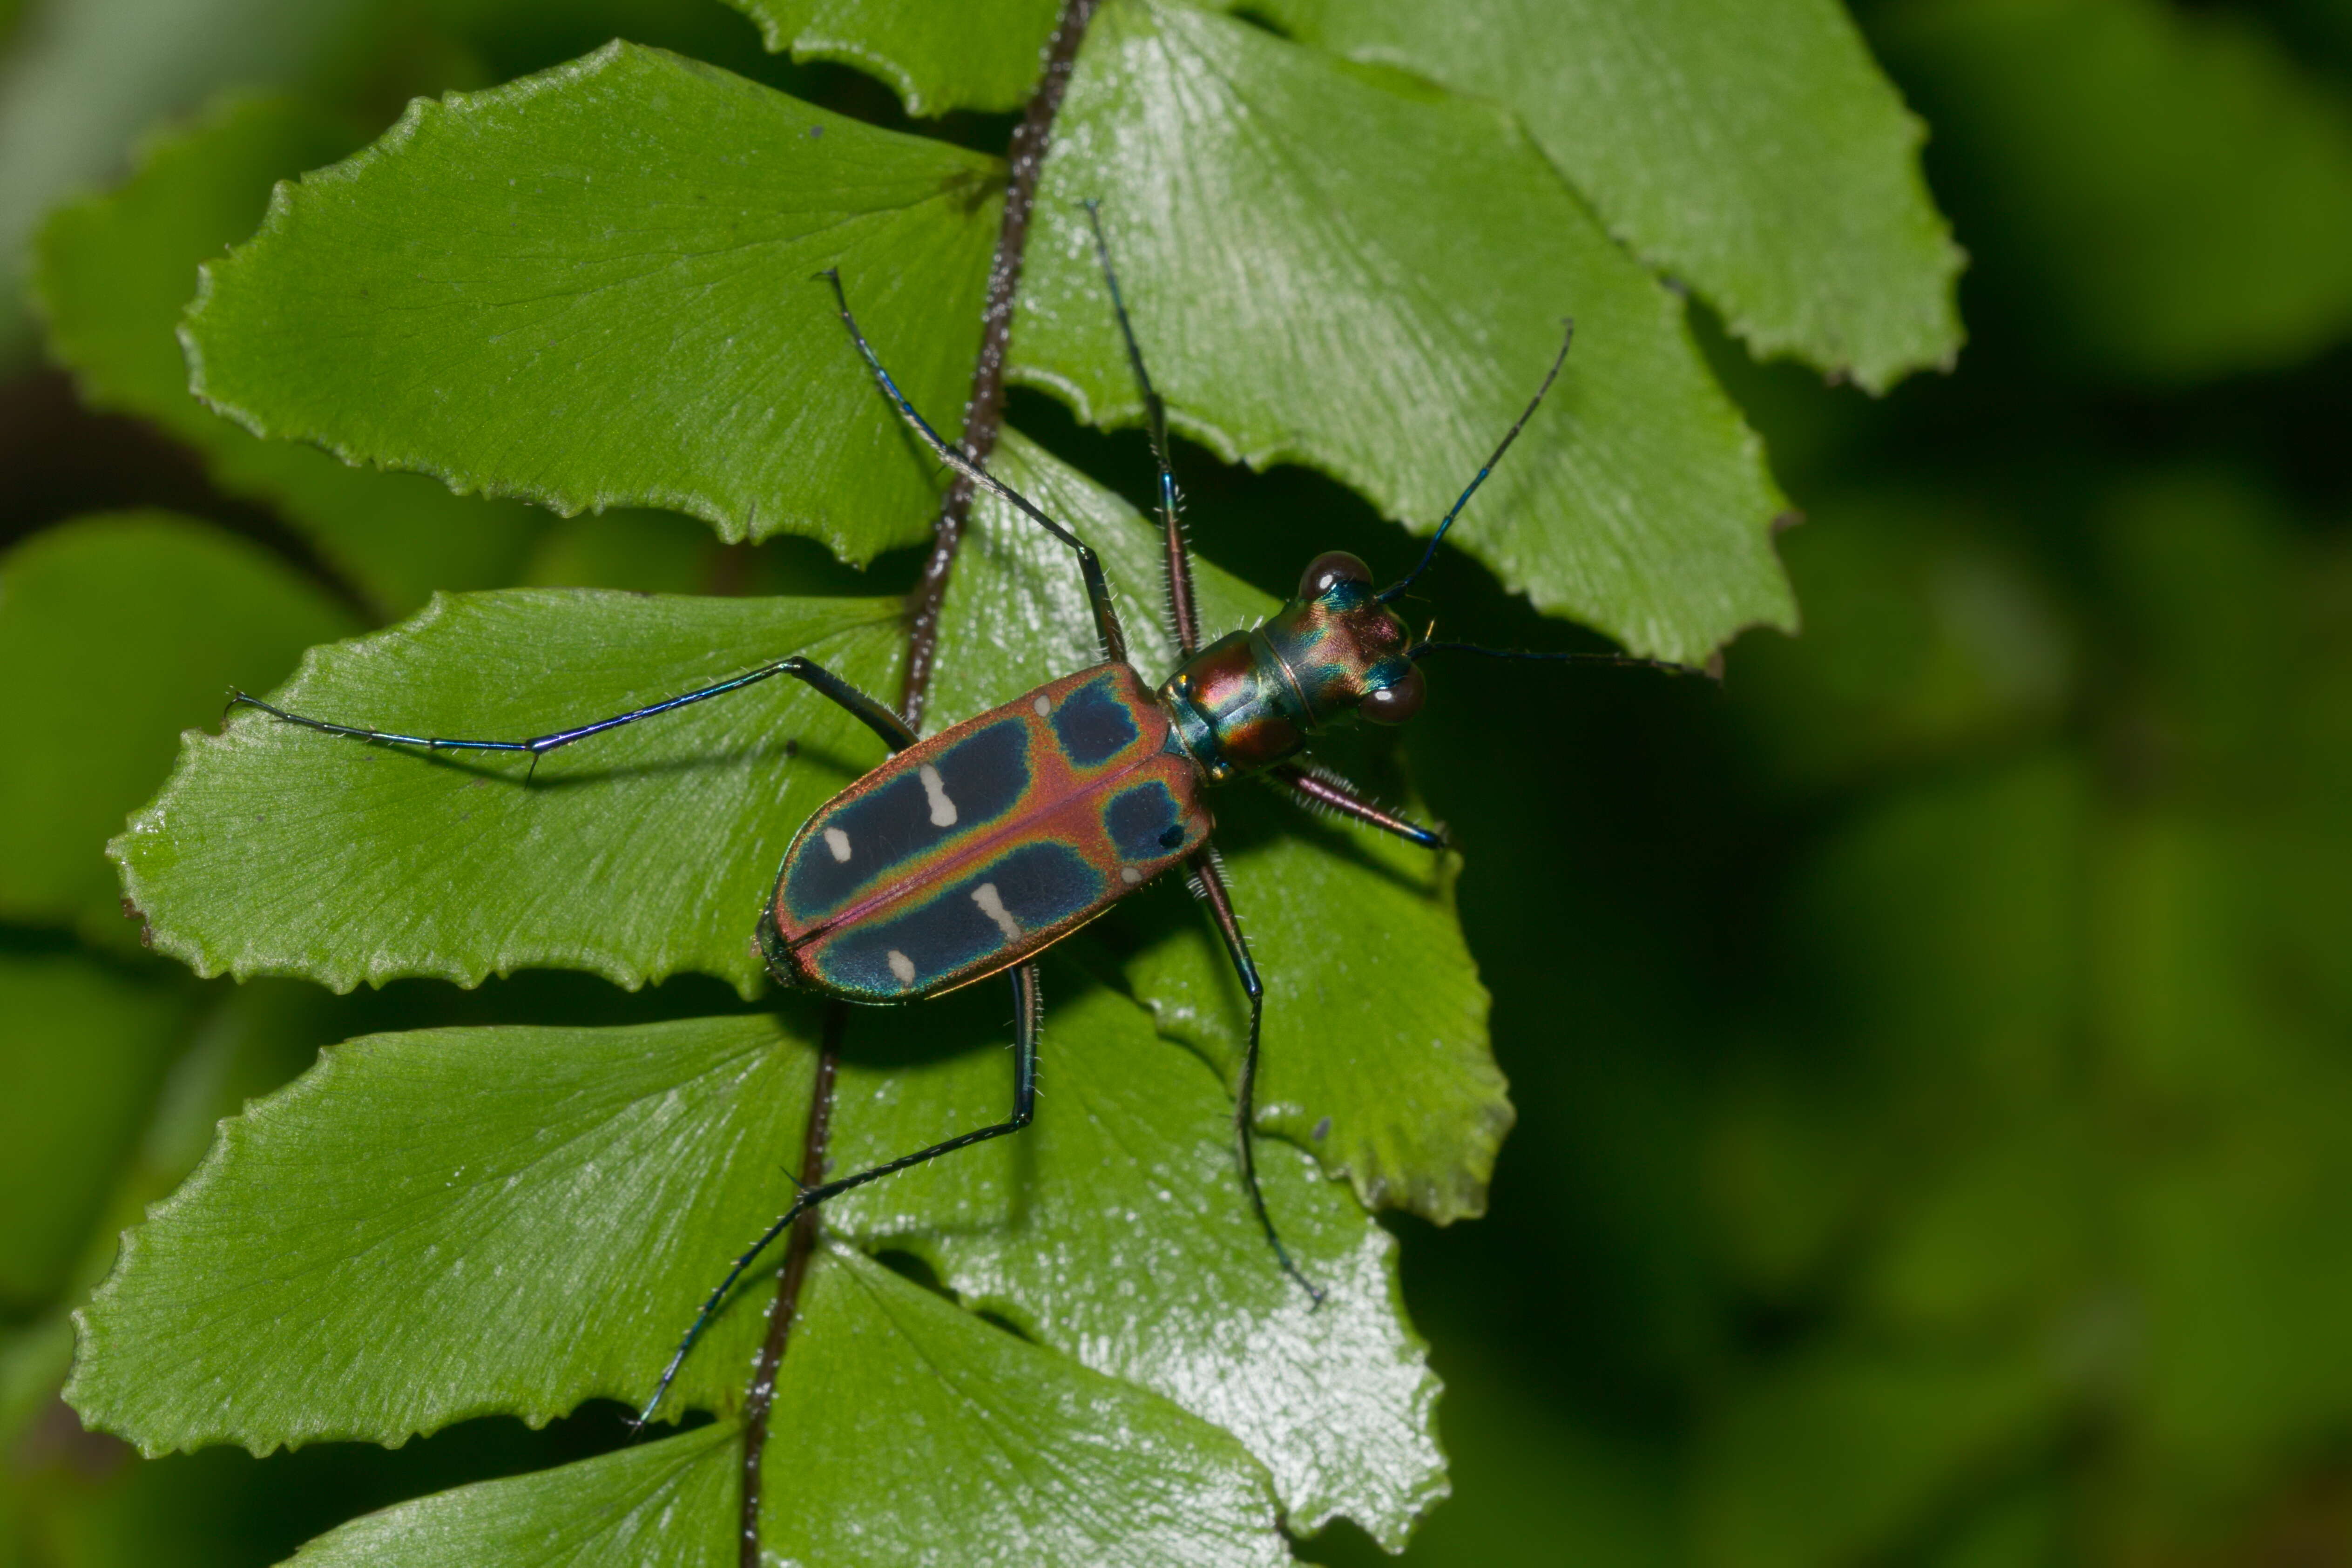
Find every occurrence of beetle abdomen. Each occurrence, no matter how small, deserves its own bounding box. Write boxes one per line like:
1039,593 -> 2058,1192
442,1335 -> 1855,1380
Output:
767,663 -> 1209,1001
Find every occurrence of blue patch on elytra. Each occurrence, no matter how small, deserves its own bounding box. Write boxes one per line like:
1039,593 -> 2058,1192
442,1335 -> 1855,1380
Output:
783,717 -> 1031,922
1050,674 -> 1141,768
816,842 -> 1105,996
1104,780 -> 1188,862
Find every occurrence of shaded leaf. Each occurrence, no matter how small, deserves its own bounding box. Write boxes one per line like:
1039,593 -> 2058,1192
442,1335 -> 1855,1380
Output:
32,94 -> 544,615
1014,0 -> 1795,663
180,42 -> 1003,566
1878,0 -> 2352,380
829,975 -> 1445,1545
284,1422 -> 739,1568
931,432 -> 1508,1221
0,953 -> 190,1311
1249,0 -> 1963,392
109,589 -> 905,995
724,0 -> 1061,114
0,512 -> 357,940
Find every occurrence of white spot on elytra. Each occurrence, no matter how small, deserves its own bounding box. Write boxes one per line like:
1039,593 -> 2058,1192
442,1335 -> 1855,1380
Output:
919,764 -> 957,827
886,949 -> 917,984
1033,696 -> 1051,717
1120,865 -> 1143,885
823,826 -> 852,863
971,881 -> 1021,940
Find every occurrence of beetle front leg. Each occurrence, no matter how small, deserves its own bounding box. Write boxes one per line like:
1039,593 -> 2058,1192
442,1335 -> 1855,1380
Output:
1268,763 -> 1446,851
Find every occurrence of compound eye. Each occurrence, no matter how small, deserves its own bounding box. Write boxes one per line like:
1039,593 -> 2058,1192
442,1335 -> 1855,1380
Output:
1298,550 -> 1372,601
1360,664 -> 1426,724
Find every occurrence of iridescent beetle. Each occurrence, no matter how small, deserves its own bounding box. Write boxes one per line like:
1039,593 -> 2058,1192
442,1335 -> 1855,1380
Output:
231,209 -> 1630,1426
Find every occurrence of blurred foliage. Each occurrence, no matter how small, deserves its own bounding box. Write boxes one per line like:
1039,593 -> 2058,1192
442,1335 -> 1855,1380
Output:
5,0 -> 2352,1563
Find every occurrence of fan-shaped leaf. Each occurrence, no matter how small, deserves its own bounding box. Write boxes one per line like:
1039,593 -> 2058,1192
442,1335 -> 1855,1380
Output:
108,589 -> 905,994
829,974 -> 1446,1544
179,43 -> 1002,566
1013,0 -> 1795,663
1248,0 -> 1965,391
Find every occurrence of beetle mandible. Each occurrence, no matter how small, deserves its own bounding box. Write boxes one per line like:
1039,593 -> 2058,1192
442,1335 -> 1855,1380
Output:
231,206 -> 1634,1426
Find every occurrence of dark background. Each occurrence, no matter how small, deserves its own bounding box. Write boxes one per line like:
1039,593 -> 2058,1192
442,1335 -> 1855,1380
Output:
4,0 -> 2350,1563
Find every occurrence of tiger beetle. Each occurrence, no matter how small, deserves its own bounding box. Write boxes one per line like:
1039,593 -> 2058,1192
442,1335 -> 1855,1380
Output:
230,204 -> 1679,1428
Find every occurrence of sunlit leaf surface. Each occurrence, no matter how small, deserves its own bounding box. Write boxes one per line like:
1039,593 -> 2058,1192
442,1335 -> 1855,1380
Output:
1250,0 -> 1964,391
181,43 -> 1002,565
1014,0 -> 1795,663
110,590 -> 906,994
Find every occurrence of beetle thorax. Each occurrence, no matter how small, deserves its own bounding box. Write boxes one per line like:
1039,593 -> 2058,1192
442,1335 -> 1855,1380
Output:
1159,553 -> 1419,784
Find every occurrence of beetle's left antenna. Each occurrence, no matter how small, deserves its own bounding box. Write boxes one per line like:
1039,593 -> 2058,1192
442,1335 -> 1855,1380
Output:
1380,320 -> 1575,603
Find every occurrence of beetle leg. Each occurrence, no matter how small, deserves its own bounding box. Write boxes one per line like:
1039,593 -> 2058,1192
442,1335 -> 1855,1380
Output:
819,270 -> 1129,669
1081,201 -> 1196,658
229,655 -> 914,769
634,961 -> 1041,1429
1269,763 -> 1447,851
1187,847 -> 1324,1306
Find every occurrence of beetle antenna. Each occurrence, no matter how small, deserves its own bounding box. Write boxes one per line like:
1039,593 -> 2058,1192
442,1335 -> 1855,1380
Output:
1411,640 -> 1711,680
1380,319 -> 1574,603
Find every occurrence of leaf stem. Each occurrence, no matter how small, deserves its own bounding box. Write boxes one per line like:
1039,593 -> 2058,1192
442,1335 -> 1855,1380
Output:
738,1002 -> 842,1568
743,6 -> 1102,1548
899,0 -> 1103,729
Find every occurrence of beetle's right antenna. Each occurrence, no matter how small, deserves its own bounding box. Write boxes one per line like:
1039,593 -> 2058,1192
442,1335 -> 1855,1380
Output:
1380,319 -> 1575,603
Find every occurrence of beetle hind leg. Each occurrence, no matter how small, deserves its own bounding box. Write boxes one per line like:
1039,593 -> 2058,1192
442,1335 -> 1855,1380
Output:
634,961 -> 1041,1427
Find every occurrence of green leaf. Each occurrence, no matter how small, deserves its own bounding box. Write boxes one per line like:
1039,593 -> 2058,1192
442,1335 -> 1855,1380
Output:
1013,0 -> 1795,664
723,0 -> 1062,114
32,94 -> 546,616
931,432 -> 1509,1221
71,1014 -> 808,1450
283,1422 -> 739,1567
1248,0 -> 1963,392
0,953 -> 190,1311
71,985 -> 1438,1541
1127,784 -> 1505,1222
69,1004 -> 1331,1559
764,1245 -> 1287,1565
829,976 -> 1445,1545
1877,0 -> 2352,380
284,1248 -> 1290,1567
178,42 -> 1004,567
109,588 -> 905,995
0,512 -> 358,940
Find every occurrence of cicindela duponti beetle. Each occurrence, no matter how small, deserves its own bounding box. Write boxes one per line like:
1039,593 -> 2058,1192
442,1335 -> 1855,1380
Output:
228,206 -> 1686,1426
